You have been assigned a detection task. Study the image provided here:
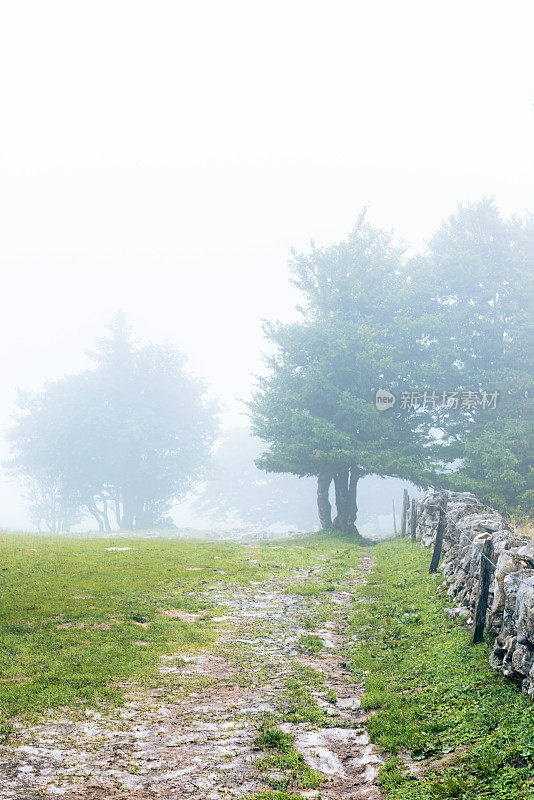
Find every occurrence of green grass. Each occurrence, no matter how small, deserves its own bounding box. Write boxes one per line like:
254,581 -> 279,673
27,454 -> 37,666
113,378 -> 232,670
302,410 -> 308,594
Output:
0,531 -> 356,726
349,539 -> 534,800
296,633 -> 324,654
5,527 -> 531,799
254,722 -> 295,753
279,664 -> 333,726
252,720 -> 323,791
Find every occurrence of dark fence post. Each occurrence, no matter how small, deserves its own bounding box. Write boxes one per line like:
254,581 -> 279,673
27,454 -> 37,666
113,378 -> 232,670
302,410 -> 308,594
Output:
392,499 -> 398,536
471,535 -> 493,645
429,497 -> 447,574
401,489 -> 409,537
410,498 -> 417,542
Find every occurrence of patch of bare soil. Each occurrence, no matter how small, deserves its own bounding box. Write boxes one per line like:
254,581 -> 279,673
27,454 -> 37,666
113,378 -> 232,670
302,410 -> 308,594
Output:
0,555 -> 382,799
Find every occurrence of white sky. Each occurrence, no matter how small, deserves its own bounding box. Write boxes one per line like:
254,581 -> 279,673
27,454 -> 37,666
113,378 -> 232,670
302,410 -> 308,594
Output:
0,0 -> 533,527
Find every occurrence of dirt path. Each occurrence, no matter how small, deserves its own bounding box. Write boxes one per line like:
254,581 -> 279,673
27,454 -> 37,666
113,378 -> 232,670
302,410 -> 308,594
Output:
0,553 -> 383,800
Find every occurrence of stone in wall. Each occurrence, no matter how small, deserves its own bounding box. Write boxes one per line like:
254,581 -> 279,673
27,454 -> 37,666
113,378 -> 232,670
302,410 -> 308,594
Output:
416,490 -> 534,699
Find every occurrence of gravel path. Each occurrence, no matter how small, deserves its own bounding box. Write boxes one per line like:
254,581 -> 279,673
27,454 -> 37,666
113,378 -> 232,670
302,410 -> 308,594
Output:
0,554 -> 383,799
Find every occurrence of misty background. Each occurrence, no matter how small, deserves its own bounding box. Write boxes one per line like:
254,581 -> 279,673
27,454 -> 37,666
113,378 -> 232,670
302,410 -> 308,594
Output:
1,1 -> 532,531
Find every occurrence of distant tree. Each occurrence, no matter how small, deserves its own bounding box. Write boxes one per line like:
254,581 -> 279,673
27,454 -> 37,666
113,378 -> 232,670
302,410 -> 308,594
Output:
8,375 -> 95,532
249,215 -> 438,534
193,427 -> 319,529
8,315 -> 218,530
25,477 -> 82,533
409,199 -> 534,512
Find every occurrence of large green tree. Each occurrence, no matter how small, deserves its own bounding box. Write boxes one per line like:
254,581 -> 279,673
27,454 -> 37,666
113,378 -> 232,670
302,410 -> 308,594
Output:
249,216 -> 438,534
409,199 -> 534,512
9,315 -> 218,531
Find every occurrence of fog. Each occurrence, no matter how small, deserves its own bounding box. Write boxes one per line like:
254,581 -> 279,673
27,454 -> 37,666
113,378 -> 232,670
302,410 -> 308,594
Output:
1,1 -> 532,529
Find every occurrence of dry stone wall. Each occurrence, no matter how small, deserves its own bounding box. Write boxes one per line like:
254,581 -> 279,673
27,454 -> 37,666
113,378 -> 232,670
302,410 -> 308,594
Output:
416,490 -> 534,698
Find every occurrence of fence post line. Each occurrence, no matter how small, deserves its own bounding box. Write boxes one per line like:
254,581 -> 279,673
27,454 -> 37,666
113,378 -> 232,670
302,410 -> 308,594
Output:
392,499 -> 398,536
471,535 -> 493,645
429,496 -> 447,574
401,489 -> 409,537
410,498 -> 417,542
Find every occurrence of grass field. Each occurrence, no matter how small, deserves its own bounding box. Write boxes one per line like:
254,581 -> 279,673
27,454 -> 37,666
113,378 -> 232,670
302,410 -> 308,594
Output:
0,531 -> 355,726
1,531 -> 534,798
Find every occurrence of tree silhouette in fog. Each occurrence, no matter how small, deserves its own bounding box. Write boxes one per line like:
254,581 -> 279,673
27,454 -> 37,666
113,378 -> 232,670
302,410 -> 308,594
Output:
8,314 -> 218,531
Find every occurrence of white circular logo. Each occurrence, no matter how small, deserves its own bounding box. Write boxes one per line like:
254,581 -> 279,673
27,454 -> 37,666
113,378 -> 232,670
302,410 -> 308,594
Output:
375,389 -> 396,411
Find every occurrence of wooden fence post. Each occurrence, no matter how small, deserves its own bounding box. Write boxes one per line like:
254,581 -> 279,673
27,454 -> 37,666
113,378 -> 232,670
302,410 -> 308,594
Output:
471,534 -> 493,645
401,489 -> 409,537
392,499 -> 398,536
429,497 -> 447,574
410,498 -> 417,542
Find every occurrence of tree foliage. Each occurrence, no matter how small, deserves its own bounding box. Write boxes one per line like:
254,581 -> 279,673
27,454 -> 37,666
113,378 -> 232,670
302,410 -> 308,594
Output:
250,201 -> 534,530
410,199 -> 534,512
8,315 -> 218,531
249,215 -> 438,534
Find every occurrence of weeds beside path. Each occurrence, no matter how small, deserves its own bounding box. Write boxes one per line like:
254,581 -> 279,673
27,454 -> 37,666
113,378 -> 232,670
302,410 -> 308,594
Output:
349,539 -> 534,800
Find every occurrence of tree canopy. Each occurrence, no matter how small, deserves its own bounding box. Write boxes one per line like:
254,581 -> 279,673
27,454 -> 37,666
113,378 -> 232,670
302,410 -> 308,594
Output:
409,199 -> 534,512
8,315 -> 218,531
250,201 -> 533,532
248,215 -> 439,534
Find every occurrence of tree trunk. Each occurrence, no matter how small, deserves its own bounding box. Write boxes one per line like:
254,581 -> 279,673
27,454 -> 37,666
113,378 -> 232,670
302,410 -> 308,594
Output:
100,495 -> 111,532
332,469 -> 348,532
114,495 -> 122,528
88,499 -> 104,532
348,468 -> 358,526
333,468 -> 359,535
317,472 -> 333,530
